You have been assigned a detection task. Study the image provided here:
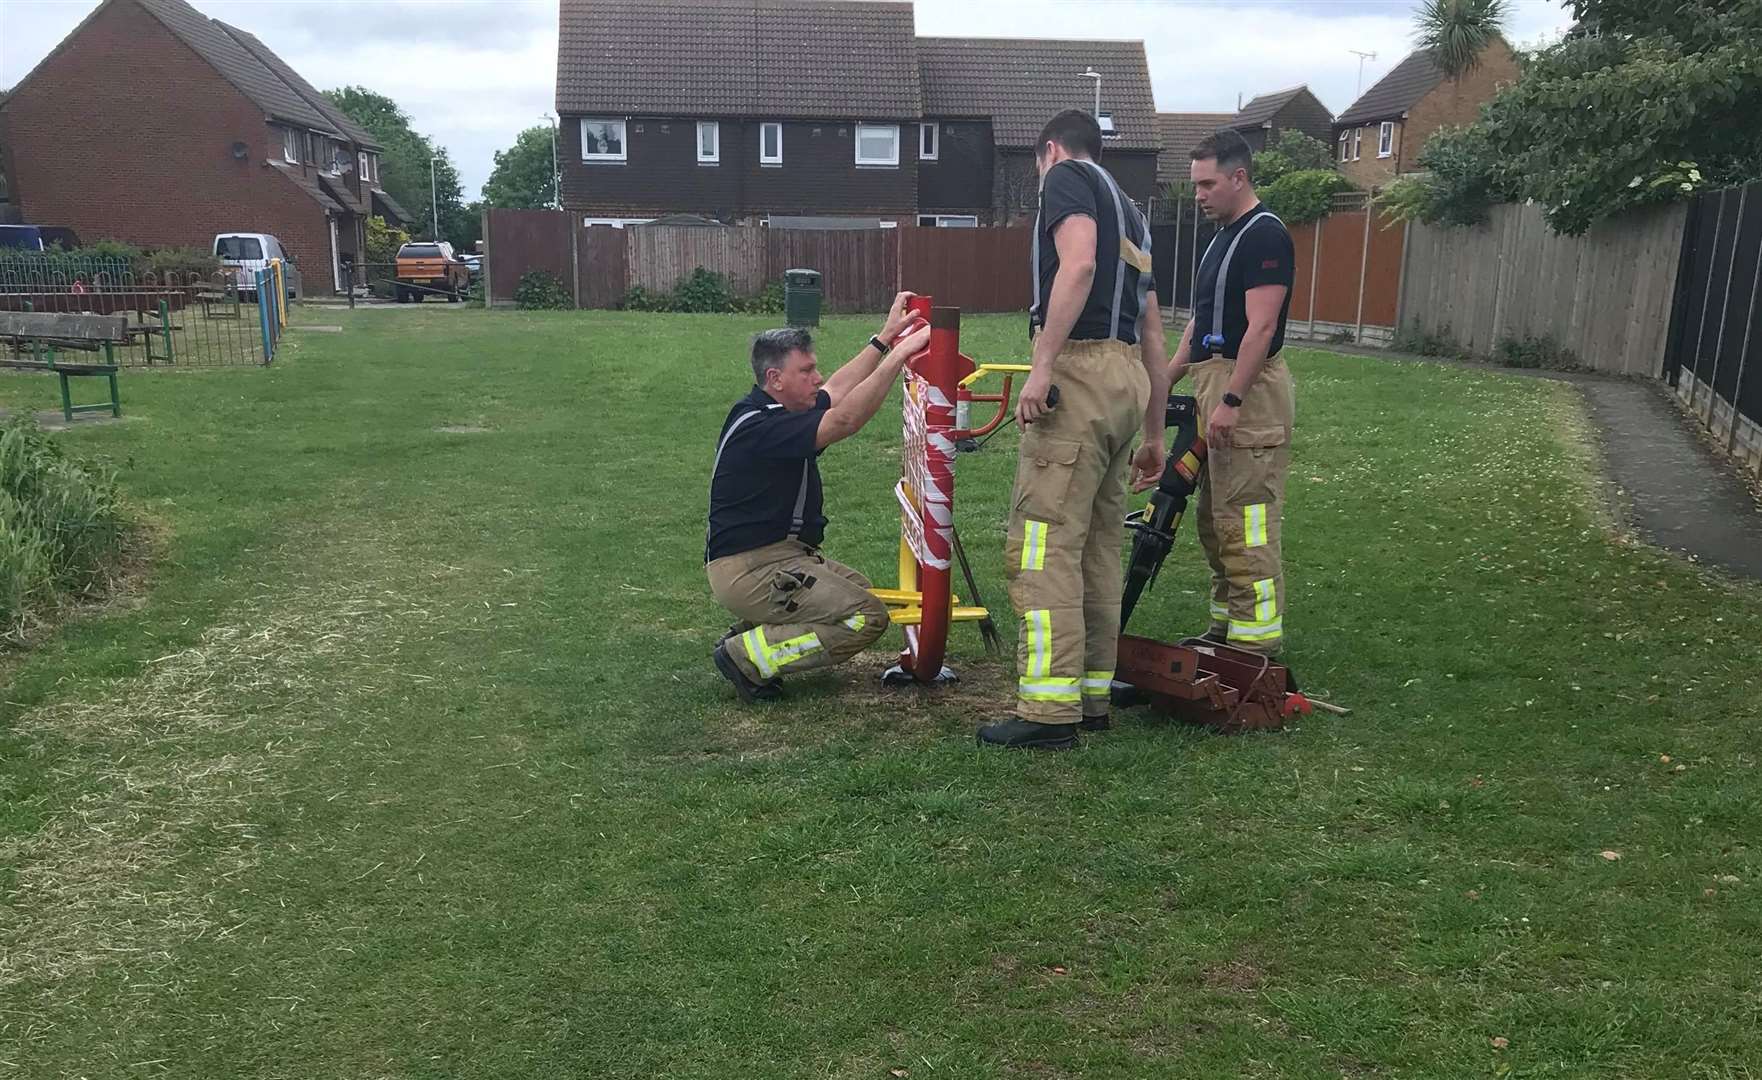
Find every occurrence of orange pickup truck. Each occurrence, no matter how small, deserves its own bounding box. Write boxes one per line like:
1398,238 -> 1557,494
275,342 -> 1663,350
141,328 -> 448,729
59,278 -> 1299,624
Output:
394,241 -> 470,303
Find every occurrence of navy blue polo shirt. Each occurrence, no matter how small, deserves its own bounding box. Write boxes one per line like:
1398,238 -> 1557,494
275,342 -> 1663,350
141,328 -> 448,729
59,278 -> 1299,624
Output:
1191,202 -> 1295,360
705,386 -> 832,563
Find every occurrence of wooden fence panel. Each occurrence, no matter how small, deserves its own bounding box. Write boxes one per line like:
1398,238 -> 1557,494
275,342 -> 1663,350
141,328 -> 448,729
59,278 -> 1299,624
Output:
626,226 -> 767,296
765,229 -> 898,312
1398,201 -> 1687,374
484,209 -> 572,304
577,224 -> 627,309
898,227 -> 1032,312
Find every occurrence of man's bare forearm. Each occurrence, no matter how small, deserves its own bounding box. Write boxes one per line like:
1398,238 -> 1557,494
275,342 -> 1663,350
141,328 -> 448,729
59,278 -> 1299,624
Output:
1139,297 -> 1173,441
1228,322 -> 1277,398
1166,318 -> 1196,386
820,351 -> 907,446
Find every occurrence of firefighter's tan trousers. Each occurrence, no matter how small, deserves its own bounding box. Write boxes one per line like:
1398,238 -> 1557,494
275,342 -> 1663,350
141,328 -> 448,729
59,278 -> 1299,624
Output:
1192,356 -> 1296,655
707,540 -> 890,682
1004,339 -> 1150,725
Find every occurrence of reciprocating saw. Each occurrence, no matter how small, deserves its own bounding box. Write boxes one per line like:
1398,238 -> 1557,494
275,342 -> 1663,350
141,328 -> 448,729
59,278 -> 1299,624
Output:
1120,395 -> 1208,630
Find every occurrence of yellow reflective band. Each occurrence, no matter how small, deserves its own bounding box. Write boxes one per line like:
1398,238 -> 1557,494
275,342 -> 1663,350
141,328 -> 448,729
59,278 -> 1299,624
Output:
1018,677 -> 1082,702
1253,578 -> 1277,622
842,613 -> 867,633
1021,519 -> 1048,571
1024,609 -> 1052,678
1082,670 -> 1113,697
1210,600 -> 1230,620
770,631 -> 822,670
1244,503 -> 1269,548
1227,617 -> 1283,643
742,628 -> 776,679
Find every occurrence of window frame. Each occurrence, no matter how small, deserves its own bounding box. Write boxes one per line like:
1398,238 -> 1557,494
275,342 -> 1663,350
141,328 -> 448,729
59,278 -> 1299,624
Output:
697,121 -> 720,164
760,122 -> 783,165
919,122 -> 938,161
854,123 -> 900,167
283,127 -> 301,165
1338,130 -> 1350,163
580,118 -> 629,163
1378,121 -> 1394,159
1352,129 -> 1363,161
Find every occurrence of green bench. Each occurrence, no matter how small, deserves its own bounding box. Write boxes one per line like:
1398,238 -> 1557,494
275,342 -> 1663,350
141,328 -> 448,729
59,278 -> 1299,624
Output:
0,311 -> 125,422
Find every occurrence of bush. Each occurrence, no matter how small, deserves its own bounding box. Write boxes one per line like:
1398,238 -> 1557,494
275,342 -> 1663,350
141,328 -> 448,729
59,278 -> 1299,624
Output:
1392,322 -> 1475,360
619,271 -> 783,314
1260,169 -> 1356,224
142,246 -> 221,280
0,419 -> 130,640
1254,131 -> 1338,188
514,270 -> 571,310
1495,333 -> 1580,371
671,268 -> 735,313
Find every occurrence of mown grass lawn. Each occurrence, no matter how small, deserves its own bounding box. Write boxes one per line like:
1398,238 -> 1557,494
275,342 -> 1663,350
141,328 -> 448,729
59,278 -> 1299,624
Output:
2,305 -> 1759,1079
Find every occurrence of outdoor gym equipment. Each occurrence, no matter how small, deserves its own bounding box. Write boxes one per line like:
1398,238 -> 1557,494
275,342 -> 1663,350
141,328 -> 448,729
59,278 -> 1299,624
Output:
871,296 -> 1330,731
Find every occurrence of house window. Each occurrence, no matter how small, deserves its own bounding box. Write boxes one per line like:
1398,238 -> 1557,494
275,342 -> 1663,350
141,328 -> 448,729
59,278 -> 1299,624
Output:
917,214 -> 978,228
760,122 -> 783,165
283,128 -> 300,164
1098,112 -> 1118,139
1378,121 -> 1394,158
1338,130 -> 1349,163
855,124 -> 898,167
697,121 -> 720,164
1352,129 -> 1362,161
580,119 -> 627,162
358,151 -> 370,179
919,122 -> 938,161
582,217 -> 653,229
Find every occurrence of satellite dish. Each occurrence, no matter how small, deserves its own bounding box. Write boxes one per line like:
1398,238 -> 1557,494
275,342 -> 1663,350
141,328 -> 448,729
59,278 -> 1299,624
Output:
230,140 -> 248,160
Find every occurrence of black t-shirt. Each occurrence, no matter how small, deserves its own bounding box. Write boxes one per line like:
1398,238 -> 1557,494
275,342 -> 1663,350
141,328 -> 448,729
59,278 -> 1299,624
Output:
705,387 -> 831,562
1031,158 -> 1153,345
1190,203 -> 1295,361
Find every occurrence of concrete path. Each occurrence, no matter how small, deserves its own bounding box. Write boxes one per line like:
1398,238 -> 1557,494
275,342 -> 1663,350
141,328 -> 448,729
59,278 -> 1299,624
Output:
1315,344 -> 1762,582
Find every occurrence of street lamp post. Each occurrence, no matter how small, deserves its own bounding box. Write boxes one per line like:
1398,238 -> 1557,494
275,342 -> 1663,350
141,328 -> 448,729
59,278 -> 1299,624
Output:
429,156 -> 441,241
1079,67 -> 1101,118
541,113 -> 560,209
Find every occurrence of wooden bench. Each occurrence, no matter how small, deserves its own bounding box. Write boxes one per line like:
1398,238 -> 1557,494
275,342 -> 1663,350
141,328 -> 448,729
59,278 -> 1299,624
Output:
197,287 -> 242,320
0,311 -> 125,422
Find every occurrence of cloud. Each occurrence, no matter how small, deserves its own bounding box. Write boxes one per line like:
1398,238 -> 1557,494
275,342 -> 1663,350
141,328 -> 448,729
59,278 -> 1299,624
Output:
4,0 -> 1575,195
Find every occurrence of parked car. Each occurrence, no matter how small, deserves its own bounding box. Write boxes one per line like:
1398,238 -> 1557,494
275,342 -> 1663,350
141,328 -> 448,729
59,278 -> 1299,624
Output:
460,253 -> 483,279
0,225 -> 45,251
394,241 -> 470,302
214,232 -> 297,299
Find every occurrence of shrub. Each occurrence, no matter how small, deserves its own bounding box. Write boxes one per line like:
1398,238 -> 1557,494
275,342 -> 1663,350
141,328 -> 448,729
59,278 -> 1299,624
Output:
142,246 -> 221,280
1495,333 -> 1580,371
671,268 -> 735,313
620,272 -> 782,314
0,419 -> 130,640
514,270 -> 571,310
1259,169 -> 1356,225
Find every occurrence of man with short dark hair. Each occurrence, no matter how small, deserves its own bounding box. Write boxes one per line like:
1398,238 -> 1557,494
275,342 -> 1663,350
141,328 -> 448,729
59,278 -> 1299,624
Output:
977,108 -> 1173,750
1153,129 -> 1296,654
706,295 -> 930,702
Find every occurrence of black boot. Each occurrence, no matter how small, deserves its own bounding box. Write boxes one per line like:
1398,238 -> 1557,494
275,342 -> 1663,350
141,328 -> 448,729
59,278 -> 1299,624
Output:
1079,714 -> 1111,732
977,717 -> 1078,751
713,642 -> 781,704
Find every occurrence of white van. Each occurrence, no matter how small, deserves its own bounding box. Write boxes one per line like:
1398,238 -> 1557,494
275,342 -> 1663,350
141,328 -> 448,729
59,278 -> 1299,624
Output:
213,233 -> 298,298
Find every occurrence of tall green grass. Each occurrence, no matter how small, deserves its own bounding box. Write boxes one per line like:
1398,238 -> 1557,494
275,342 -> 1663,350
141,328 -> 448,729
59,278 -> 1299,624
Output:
0,419 -> 130,639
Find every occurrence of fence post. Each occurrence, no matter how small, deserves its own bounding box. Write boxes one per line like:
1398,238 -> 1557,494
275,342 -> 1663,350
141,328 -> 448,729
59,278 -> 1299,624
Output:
1354,200 -> 1372,344
1308,215 -> 1322,340
158,298 -> 173,364
257,270 -> 273,363
570,211 -> 581,310
1393,214 -> 1412,337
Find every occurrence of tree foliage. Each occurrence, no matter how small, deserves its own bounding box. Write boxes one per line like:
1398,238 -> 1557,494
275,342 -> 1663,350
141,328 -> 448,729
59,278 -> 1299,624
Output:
323,86 -> 477,249
483,126 -> 559,210
1253,131 -> 1338,188
1260,169 -> 1355,224
1398,0 -> 1762,234
1414,0 -> 1511,78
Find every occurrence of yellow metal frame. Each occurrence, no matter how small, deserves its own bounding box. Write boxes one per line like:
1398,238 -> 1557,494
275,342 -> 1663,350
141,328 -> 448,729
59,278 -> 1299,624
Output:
958,362 -> 1031,389
871,481 -> 993,627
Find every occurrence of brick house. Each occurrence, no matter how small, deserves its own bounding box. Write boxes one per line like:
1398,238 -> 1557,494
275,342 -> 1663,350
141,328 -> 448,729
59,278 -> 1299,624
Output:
1226,86 -> 1335,152
1155,112 -> 1233,188
0,0 -> 413,293
1332,41 -> 1521,188
918,37 -> 1159,226
555,0 -> 1161,228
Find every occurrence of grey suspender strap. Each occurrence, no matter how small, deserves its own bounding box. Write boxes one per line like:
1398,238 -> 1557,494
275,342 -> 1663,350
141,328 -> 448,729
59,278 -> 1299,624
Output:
705,404 -> 778,546
1210,211 -> 1283,345
1076,159 -> 1151,342
787,461 -> 811,539
1030,199 -> 1044,325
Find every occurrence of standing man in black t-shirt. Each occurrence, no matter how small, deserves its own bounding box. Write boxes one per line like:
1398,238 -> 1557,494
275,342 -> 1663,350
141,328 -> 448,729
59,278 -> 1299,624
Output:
978,110 -> 1174,751
1155,130 -> 1297,655
706,299 -> 930,703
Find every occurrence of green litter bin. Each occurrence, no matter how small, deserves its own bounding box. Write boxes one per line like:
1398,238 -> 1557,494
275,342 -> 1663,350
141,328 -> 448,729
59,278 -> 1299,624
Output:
784,268 -> 822,327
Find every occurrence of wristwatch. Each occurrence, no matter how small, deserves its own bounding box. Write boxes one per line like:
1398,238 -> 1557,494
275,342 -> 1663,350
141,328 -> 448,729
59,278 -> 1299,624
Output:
1221,392 -> 1244,408
869,335 -> 890,354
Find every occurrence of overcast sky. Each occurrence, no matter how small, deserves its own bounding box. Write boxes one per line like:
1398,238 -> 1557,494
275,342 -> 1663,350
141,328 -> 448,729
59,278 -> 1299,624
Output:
3,0 -> 1576,195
